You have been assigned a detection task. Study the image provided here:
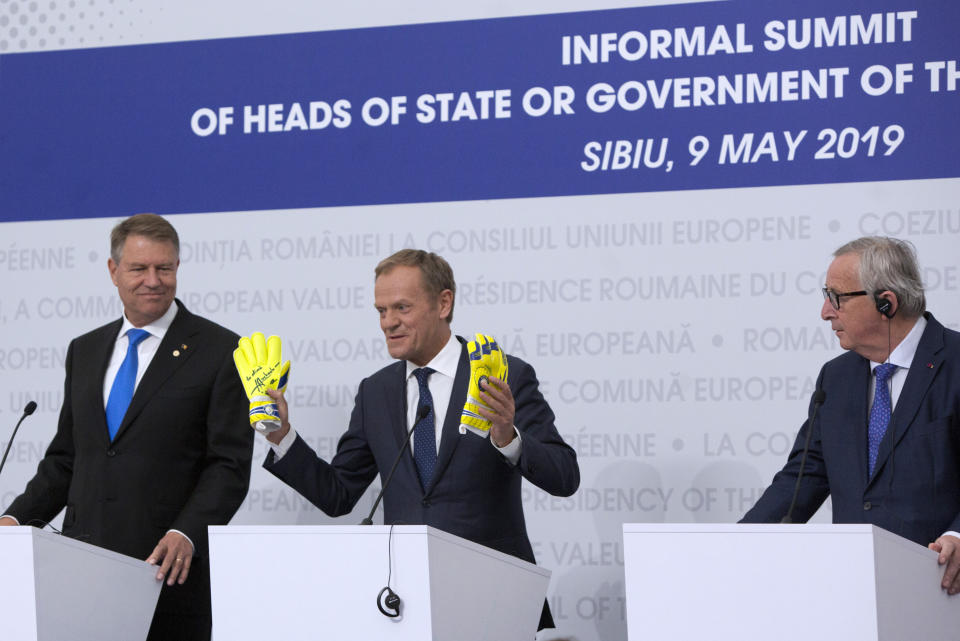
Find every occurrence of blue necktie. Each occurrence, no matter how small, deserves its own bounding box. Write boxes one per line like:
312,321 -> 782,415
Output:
105,329 -> 150,441
412,367 -> 436,489
867,362 -> 898,475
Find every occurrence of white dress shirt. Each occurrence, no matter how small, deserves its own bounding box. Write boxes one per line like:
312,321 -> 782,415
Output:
867,314 -> 926,410
102,301 -> 178,406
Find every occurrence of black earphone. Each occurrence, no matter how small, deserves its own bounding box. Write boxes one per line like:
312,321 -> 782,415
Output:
874,290 -> 895,318
377,586 -> 402,618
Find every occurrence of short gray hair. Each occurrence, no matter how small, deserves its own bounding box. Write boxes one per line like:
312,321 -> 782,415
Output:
375,249 -> 456,323
110,213 -> 180,262
834,236 -> 925,318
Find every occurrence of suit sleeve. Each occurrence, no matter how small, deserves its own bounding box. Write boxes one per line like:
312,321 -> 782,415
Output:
741,367 -> 831,523
264,377 -> 379,517
4,340 -> 78,525
511,358 -> 579,498
169,348 -> 254,555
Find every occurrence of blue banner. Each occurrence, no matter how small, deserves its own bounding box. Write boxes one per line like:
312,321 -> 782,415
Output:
1,0 -> 958,221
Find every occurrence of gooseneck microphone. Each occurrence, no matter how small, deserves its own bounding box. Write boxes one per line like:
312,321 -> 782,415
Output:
0,401 -> 38,480
360,404 -> 431,526
781,389 -> 826,524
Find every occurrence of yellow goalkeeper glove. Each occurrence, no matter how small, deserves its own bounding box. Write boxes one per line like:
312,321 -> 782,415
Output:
233,332 -> 291,434
459,333 -> 508,438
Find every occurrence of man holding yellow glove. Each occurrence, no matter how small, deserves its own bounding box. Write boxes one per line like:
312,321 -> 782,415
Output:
237,249 -> 579,632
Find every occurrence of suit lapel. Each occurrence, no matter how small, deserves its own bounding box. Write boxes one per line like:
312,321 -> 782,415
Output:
426,340 -> 468,495
111,303 -> 200,443
842,357 -> 871,485
90,320 -> 123,448
388,362 -> 411,452
870,316 -> 944,484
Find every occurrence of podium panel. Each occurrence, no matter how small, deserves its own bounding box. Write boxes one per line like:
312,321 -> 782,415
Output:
209,525 -> 550,641
622,524 -> 959,641
0,527 -> 161,641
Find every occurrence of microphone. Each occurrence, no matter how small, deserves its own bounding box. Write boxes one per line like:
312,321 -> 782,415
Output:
0,401 -> 38,480
781,389 -> 826,524
360,404 -> 431,526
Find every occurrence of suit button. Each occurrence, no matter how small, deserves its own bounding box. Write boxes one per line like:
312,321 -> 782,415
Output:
106,449 -> 117,457
422,499 -> 430,508
863,501 -> 872,511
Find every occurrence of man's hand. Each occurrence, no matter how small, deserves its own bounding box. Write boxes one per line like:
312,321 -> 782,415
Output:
265,388 -> 291,445
147,531 -> 195,586
930,534 -> 960,595
0,516 -> 17,526
477,376 -> 516,448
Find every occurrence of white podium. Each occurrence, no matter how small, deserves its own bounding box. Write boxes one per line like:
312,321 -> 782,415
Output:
0,527 -> 161,641
622,523 -> 959,641
209,525 -> 550,641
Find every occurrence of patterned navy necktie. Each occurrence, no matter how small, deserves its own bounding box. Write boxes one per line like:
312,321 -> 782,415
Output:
412,367 -> 436,488
867,362 -> 897,475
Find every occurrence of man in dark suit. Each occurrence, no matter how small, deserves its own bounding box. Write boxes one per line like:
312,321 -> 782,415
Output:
0,214 -> 253,640
742,236 -> 960,595
261,249 -> 579,629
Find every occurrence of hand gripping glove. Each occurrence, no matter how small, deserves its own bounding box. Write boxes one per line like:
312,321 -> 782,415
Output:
233,332 -> 291,434
459,333 -> 509,438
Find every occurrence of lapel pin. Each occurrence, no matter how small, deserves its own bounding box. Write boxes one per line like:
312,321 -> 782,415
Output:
173,350 -> 181,357
927,362 -> 934,369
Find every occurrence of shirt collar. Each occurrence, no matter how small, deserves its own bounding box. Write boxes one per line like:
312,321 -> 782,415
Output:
870,315 -> 926,373
406,332 -> 460,381
117,300 -> 179,341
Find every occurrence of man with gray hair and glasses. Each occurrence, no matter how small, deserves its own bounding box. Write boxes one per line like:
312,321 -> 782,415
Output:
742,236 -> 960,595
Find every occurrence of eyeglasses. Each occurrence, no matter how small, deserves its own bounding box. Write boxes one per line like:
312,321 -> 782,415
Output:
822,287 -> 868,310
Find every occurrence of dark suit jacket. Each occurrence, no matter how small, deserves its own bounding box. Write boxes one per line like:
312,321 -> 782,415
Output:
266,337 -> 579,624
743,313 -> 960,546
6,300 -> 253,636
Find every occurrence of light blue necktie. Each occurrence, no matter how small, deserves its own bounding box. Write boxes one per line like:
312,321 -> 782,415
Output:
867,362 -> 898,475
412,367 -> 436,489
105,328 -> 150,441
